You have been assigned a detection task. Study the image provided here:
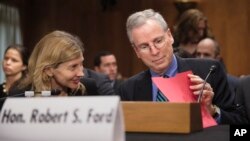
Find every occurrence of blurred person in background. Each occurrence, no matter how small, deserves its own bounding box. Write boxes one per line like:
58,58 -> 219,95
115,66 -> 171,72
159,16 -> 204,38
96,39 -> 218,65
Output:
196,37 -> 239,94
94,51 -> 124,94
235,75 -> 250,123
173,9 -> 214,58
0,44 -> 28,98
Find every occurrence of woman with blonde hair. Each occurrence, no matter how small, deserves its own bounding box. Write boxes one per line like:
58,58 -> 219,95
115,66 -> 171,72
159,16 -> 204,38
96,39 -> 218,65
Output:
14,30 -> 86,96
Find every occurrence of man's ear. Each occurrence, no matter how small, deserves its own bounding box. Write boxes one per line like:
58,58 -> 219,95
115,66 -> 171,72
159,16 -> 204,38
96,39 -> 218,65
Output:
166,29 -> 174,45
44,66 -> 54,77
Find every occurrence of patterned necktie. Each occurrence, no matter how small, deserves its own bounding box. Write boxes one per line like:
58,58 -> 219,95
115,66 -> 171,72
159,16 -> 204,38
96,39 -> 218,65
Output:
156,75 -> 168,102
156,90 -> 167,101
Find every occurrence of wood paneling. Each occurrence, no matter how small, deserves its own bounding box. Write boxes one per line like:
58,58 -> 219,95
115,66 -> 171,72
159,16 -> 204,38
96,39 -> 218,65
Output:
4,0 -> 250,77
200,0 -> 250,76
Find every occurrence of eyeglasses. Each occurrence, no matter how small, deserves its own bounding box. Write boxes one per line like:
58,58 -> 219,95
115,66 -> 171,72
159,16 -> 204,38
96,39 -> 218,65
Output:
134,36 -> 166,53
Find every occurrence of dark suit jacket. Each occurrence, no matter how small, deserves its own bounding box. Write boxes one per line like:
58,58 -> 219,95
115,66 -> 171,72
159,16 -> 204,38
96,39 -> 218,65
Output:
80,77 -> 99,95
236,76 -> 250,123
83,68 -> 115,95
113,79 -> 124,95
227,74 -> 239,94
118,56 -> 248,124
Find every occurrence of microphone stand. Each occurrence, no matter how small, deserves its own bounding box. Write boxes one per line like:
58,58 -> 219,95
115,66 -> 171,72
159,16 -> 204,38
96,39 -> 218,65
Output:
197,65 -> 216,103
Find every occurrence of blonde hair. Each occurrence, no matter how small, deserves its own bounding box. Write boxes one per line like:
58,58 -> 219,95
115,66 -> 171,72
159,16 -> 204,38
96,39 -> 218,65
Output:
21,30 -> 85,94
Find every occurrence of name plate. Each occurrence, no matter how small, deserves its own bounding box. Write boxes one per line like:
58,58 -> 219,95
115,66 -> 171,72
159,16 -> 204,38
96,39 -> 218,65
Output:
0,96 -> 124,141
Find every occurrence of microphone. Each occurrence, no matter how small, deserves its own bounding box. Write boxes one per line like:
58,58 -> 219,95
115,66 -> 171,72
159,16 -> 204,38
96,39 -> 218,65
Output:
0,89 -> 62,101
197,65 -> 217,103
28,89 -> 62,96
0,89 -> 62,111
0,92 -> 25,101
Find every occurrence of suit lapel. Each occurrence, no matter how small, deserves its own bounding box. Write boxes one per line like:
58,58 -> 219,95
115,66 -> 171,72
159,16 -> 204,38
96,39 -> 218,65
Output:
134,70 -> 152,101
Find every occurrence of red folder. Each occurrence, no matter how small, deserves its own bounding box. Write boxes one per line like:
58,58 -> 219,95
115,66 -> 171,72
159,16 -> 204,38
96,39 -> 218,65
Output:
152,71 -> 217,128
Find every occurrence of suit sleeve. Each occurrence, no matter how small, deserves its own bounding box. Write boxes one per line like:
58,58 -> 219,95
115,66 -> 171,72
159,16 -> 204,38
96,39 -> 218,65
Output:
96,74 -> 115,95
211,61 -> 248,124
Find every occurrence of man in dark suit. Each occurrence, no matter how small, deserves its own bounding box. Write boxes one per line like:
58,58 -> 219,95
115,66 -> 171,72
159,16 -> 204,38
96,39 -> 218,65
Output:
93,51 -> 124,94
83,68 -> 115,95
118,9 -> 247,124
236,76 -> 250,123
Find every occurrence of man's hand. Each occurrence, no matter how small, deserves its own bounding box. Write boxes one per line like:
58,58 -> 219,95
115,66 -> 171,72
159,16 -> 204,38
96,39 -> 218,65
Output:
188,74 -> 216,116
